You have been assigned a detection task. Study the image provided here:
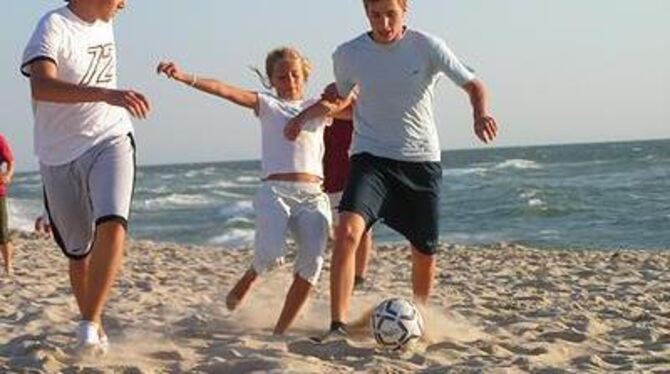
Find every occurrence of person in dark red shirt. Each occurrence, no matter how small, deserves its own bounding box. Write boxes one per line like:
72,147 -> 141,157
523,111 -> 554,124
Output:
0,134 -> 15,275
323,119 -> 374,288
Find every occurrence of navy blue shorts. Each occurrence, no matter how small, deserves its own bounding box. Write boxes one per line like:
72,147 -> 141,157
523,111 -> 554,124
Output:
339,153 -> 442,255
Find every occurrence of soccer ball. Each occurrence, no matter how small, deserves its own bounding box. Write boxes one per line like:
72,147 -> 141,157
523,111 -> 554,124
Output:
370,298 -> 424,350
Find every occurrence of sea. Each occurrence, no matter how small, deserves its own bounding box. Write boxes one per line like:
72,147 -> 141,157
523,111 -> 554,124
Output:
8,139 -> 670,250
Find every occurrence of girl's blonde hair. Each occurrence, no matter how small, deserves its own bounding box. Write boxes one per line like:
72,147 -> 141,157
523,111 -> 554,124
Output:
252,47 -> 312,89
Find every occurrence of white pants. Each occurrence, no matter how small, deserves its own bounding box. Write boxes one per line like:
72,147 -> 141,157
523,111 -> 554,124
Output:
253,181 -> 331,285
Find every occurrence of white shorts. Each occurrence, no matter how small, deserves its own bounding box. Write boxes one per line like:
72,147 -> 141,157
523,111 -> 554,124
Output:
253,181 -> 331,285
41,134 -> 136,259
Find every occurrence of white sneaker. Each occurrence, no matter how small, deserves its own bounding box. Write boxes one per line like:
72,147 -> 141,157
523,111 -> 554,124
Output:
99,329 -> 109,354
74,321 -> 105,357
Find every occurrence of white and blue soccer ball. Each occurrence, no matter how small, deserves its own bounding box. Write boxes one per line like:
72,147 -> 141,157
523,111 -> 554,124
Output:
370,298 -> 424,350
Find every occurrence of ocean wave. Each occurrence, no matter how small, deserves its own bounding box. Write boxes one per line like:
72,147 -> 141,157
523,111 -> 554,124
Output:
494,159 -> 542,170
236,175 -> 260,183
138,193 -> 211,210
443,232 -> 506,244
527,198 -> 547,208
211,190 -> 248,199
135,185 -> 170,194
519,189 -> 540,199
200,180 -> 257,189
218,201 -> 254,218
225,217 -> 255,226
7,198 -> 42,232
184,167 -> 217,179
207,228 -> 254,248
13,174 -> 41,183
443,167 -> 488,177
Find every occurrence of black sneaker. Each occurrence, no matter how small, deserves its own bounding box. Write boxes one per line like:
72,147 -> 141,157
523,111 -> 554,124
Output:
353,276 -> 366,290
310,322 -> 347,343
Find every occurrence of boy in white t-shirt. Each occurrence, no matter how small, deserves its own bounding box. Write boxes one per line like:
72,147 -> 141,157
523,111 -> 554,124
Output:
157,47 -> 352,335
298,0 -> 500,340
21,0 -> 150,355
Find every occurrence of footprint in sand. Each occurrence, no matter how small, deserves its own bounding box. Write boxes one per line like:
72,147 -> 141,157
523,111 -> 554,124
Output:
149,350 -> 184,361
288,339 -> 375,361
537,329 -> 587,343
498,342 -> 548,356
425,340 -> 468,353
193,357 -> 284,373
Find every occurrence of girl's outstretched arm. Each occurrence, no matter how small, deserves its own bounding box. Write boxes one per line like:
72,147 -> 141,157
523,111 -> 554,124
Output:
157,61 -> 258,111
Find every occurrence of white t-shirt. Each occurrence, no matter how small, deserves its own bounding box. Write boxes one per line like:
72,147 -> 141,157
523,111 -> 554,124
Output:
21,6 -> 132,166
256,93 -> 331,179
334,29 -> 476,162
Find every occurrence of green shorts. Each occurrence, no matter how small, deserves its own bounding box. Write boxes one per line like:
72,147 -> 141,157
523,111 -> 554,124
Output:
0,197 -> 9,244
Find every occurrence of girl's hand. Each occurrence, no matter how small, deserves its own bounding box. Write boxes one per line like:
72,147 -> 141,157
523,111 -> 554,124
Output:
156,61 -> 185,81
34,215 -> 52,236
284,118 -> 303,141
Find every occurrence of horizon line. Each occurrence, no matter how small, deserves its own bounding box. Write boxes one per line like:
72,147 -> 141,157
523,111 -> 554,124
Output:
14,136 -> 669,174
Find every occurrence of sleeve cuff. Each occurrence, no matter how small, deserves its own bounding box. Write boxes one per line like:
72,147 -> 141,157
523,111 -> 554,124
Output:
20,55 -> 57,77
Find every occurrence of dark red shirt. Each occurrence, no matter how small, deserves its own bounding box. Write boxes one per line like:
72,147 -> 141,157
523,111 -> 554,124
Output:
0,134 -> 14,197
323,119 -> 354,193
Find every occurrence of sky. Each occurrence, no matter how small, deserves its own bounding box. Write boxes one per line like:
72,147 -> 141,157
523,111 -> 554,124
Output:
1,0 -> 668,172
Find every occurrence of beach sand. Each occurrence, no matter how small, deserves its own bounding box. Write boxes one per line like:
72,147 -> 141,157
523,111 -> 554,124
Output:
1,232 -> 669,373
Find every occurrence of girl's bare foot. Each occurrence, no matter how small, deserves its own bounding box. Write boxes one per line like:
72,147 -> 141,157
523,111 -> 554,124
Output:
226,269 -> 259,311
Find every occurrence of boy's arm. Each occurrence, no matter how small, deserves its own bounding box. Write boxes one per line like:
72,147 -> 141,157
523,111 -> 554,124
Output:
284,83 -> 355,141
156,61 -> 258,111
28,60 -> 151,119
332,106 -> 353,121
462,79 -> 498,144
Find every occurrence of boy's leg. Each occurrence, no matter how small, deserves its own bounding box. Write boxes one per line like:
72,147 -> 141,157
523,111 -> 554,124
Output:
273,275 -> 312,335
41,161 -> 94,314
69,257 -> 90,314
329,155 -> 387,329
331,212 -> 367,324
386,161 -> 441,305
84,134 -> 135,334
82,221 -> 126,326
411,247 -> 436,304
354,231 -> 373,285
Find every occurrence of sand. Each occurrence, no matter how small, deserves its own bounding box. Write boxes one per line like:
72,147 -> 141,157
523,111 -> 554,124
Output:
1,231 -> 669,373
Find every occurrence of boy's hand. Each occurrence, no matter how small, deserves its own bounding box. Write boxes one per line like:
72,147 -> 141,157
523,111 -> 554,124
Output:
0,174 -> 11,186
284,118 -> 303,141
105,89 -> 151,119
321,83 -> 359,103
474,114 -> 498,144
321,83 -> 340,102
